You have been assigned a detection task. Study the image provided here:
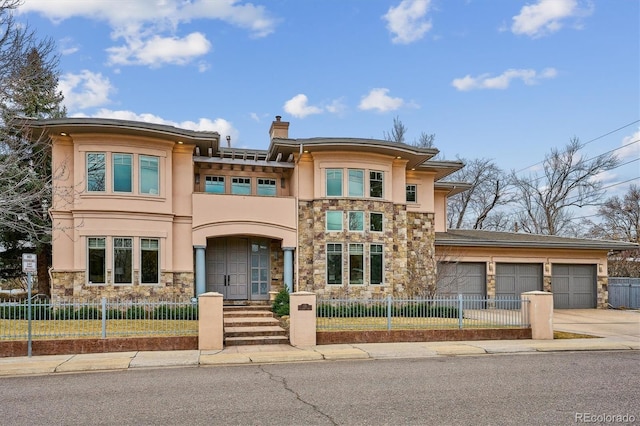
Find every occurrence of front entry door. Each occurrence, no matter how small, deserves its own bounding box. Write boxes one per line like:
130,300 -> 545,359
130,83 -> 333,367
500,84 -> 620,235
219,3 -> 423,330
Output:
206,238 -> 248,300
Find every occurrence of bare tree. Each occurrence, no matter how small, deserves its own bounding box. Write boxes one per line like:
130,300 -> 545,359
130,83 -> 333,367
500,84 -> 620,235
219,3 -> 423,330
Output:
510,138 -> 619,236
583,184 -> 640,277
447,158 -> 511,230
383,116 -> 407,144
383,116 -> 437,149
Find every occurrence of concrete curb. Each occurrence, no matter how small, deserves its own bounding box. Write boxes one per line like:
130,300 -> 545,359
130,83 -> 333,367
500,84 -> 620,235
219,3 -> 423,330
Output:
0,338 -> 638,377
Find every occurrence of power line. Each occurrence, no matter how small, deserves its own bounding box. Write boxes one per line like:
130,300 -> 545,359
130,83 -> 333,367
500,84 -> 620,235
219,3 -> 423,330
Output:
513,119 -> 640,175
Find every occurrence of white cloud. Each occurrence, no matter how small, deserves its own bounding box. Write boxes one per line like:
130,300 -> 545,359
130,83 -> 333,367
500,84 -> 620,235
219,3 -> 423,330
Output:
58,70 -> 115,111
511,0 -> 594,38
383,0 -> 432,44
451,68 -> 557,91
283,94 -> 323,118
19,0 -> 278,67
325,98 -> 347,115
107,32 -> 211,67
618,128 -> 640,161
358,88 -> 405,112
59,37 -> 79,55
77,109 -> 240,146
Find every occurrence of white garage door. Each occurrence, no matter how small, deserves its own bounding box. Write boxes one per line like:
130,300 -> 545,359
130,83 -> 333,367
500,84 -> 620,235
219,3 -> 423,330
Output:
552,264 -> 596,309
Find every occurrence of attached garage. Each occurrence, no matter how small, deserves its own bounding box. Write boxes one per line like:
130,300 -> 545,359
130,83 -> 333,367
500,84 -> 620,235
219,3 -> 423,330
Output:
552,264 -> 596,309
436,262 -> 486,297
495,263 -> 543,299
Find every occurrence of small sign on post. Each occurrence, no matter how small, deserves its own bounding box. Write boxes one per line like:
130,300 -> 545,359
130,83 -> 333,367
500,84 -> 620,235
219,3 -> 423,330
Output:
22,253 -> 37,273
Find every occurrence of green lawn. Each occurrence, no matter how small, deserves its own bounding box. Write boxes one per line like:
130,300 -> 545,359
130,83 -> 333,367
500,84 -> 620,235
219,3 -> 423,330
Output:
0,319 -> 198,340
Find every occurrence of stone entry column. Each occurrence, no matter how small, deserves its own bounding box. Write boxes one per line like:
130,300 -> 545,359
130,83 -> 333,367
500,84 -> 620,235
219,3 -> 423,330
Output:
284,247 -> 294,292
195,245 -> 206,296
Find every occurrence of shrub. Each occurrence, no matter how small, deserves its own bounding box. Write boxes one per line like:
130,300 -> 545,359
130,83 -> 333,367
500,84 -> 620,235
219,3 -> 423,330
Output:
174,305 -> 198,320
75,306 -> 101,319
105,309 -> 123,319
125,306 -> 149,319
272,287 -> 289,317
153,305 -> 173,320
54,306 -> 75,320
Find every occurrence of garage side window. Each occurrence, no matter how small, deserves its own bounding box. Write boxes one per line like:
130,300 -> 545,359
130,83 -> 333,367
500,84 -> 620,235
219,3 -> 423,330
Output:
87,153 -> 106,192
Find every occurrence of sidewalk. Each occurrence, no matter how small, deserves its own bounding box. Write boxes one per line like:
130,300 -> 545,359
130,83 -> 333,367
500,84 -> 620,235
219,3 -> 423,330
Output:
1,337 -> 638,378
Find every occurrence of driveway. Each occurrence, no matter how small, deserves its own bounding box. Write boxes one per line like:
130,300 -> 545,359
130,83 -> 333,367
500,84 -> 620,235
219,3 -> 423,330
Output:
553,309 -> 640,341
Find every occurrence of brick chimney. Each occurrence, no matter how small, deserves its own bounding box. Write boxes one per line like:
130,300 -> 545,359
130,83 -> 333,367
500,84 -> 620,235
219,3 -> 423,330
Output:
269,115 -> 289,139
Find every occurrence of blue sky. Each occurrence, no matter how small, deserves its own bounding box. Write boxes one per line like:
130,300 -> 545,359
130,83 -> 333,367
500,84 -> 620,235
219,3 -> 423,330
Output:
16,0 -> 640,203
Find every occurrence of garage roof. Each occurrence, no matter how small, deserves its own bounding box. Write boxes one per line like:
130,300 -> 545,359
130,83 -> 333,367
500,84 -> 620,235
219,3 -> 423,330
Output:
435,229 -> 639,251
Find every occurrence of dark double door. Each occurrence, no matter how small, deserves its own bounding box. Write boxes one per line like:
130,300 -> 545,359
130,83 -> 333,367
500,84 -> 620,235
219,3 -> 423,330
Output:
206,237 -> 270,301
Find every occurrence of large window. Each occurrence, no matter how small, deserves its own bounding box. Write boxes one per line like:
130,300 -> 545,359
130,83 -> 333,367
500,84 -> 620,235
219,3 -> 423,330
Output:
257,178 -> 276,196
140,155 -> 159,195
406,184 -> 417,203
370,212 -> 383,232
348,169 -> 364,197
141,238 -> 159,284
327,243 -> 343,285
326,169 -> 343,197
113,237 -> 133,284
205,176 -> 225,194
113,153 -> 132,193
231,177 -> 251,195
370,244 -> 383,285
348,211 -> 364,231
87,237 -> 106,284
326,211 -> 343,231
370,171 -> 383,198
349,244 -> 364,285
87,153 -> 106,192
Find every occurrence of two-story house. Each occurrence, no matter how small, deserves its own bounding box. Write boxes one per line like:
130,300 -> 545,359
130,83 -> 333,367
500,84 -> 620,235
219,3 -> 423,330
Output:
28,116 -> 636,308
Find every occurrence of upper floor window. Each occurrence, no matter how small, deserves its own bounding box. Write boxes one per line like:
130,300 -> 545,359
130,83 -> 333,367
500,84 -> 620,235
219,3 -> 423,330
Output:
406,184 -> 417,203
370,171 -> 383,198
87,153 -> 106,192
113,153 -> 132,193
348,211 -> 364,231
326,211 -> 343,231
231,177 -> 251,195
205,176 -> 225,194
370,212 -> 383,232
348,169 -> 364,197
326,169 -> 343,197
140,155 -> 159,195
257,178 -> 277,196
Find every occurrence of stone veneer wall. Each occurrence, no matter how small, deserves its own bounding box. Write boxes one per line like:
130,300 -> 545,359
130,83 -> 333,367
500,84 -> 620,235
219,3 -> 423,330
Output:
405,211 -> 436,296
270,241 -> 285,294
50,271 -> 194,302
597,275 -> 608,309
297,200 -> 436,298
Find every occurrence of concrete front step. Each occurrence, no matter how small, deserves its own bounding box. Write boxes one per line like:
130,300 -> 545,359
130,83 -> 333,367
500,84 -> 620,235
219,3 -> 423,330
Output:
224,325 -> 288,338
223,306 -> 288,346
224,310 -> 275,318
225,335 -> 290,346
224,317 -> 281,327
223,305 -> 271,311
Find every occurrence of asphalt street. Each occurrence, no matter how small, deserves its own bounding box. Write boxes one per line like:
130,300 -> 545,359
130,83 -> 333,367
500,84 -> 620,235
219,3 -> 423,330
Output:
1,351 -> 638,426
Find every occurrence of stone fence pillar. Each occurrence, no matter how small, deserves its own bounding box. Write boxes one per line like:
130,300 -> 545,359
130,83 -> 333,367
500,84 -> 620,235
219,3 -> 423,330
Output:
289,292 -> 316,347
198,292 -> 224,350
522,291 -> 554,340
